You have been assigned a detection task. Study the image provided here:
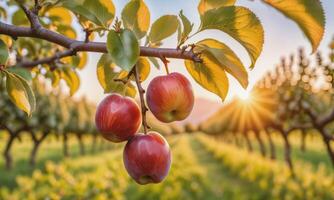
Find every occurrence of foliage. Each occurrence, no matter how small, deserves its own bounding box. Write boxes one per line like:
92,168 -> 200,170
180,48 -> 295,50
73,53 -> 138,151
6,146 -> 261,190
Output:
0,0 -> 326,111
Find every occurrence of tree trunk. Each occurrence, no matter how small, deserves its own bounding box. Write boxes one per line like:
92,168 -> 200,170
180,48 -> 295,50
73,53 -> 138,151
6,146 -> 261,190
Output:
323,138 -> 334,167
254,131 -> 266,157
319,129 -> 334,167
63,133 -> 69,157
264,130 -> 276,160
280,130 -> 294,175
243,131 -> 253,152
29,132 -> 48,166
76,134 -> 85,155
3,133 -> 17,170
300,130 -> 307,152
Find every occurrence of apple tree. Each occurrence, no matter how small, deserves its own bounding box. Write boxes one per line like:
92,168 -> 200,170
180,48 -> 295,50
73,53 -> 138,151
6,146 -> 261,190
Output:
0,0 -> 326,184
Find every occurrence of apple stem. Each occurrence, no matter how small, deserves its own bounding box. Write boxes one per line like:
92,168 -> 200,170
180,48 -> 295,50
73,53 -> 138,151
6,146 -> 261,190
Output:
159,55 -> 170,75
134,65 -> 150,134
164,62 -> 170,75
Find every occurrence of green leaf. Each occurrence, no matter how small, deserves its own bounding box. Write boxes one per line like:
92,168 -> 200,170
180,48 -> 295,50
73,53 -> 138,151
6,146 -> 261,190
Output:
5,71 -> 36,115
61,68 -> 80,96
197,39 -> 248,89
148,15 -> 179,44
61,0 -> 115,28
148,57 -> 160,69
185,51 -> 229,101
83,0 -> 115,27
122,0 -> 150,39
0,39 -> 9,65
96,54 -> 136,97
199,6 -> 264,68
198,0 -> 235,15
61,1 -> 101,26
12,9 -> 29,26
107,29 -> 140,71
7,67 -> 32,81
263,0 -> 325,52
178,10 -> 193,44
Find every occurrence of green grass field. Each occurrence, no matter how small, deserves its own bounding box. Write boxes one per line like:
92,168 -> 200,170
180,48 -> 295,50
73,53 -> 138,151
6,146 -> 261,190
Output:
0,132 -> 333,200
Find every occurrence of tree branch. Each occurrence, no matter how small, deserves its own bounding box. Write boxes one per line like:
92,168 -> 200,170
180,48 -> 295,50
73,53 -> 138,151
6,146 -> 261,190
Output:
0,21 -> 201,68
14,49 -> 77,69
134,65 -> 150,134
286,123 -> 312,133
18,4 -> 42,31
319,108 -> 334,127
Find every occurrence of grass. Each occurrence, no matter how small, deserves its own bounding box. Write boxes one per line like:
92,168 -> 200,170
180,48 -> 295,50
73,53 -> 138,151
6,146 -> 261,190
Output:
0,132 -> 332,199
0,133 -> 118,188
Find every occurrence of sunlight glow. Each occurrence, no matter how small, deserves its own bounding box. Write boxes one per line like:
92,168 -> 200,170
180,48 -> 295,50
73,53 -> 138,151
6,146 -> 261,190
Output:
237,90 -> 251,101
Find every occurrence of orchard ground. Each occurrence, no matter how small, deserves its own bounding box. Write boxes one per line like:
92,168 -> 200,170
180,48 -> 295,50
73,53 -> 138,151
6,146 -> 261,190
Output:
0,132 -> 332,199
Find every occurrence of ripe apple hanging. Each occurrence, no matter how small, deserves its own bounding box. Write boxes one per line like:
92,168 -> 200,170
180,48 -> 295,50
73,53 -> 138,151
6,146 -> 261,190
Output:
95,94 -> 141,142
123,132 -> 172,185
146,72 -> 194,123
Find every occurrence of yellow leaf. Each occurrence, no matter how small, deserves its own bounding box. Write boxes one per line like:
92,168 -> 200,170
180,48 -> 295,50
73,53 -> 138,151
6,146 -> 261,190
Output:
118,57 -> 151,82
5,71 -> 35,115
96,54 -> 137,97
122,0 -> 150,39
61,68 -> 80,96
197,39 -> 248,89
185,51 -> 229,101
96,54 -> 116,91
77,52 -> 88,69
47,7 -> 72,25
51,70 -> 61,88
198,0 -> 235,15
263,0 -> 325,52
200,6 -> 264,68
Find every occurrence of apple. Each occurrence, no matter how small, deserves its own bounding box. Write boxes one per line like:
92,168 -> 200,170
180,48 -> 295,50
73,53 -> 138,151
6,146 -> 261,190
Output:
95,94 -> 141,142
123,132 -> 171,185
146,72 -> 194,123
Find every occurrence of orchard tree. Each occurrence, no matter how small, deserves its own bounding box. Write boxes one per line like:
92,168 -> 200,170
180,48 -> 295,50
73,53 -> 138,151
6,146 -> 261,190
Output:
0,0 -> 326,184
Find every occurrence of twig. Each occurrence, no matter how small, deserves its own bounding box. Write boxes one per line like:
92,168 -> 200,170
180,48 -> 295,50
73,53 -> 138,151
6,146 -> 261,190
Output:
19,4 -> 42,31
12,49 -> 77,69
84,28 -> 92,43
134,65 -> 150,134
33,0 -> 41,14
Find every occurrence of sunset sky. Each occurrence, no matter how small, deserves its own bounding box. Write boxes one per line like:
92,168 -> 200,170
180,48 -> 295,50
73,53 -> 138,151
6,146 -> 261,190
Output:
76,0 -> 334,104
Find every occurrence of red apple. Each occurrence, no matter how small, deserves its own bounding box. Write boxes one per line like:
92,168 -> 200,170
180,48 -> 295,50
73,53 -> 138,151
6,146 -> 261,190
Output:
146,72 -> 194,123
95,94 -> 141,142
123,132 -> 171,185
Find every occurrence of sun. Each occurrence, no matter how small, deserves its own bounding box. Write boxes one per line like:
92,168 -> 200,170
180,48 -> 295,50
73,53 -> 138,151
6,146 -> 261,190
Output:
237,89 -> 251,101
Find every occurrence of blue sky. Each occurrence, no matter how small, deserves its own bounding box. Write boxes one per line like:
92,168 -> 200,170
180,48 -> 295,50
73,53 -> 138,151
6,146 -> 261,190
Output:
76,0 -> 334,104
